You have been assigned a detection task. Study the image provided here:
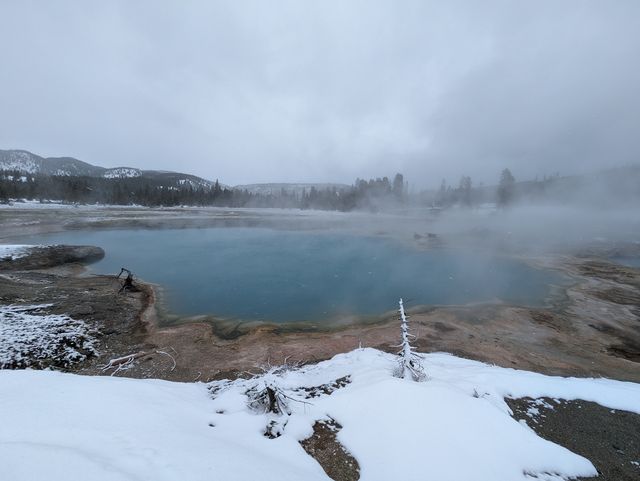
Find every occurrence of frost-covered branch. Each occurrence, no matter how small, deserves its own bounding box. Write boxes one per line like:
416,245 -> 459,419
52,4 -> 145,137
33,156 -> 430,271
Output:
209,360 -> 309,438
246,362 -> 309,416
99,347 -> 178,375
155,348 -> 177,371
394,298 -> 426,382
99,351 -> 147,375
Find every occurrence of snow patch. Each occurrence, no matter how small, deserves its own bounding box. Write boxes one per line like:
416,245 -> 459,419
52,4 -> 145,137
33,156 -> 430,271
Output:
0,174 -> 29,182
0,304 -> 98,369
102,167 -> 142,179
176,177 -> 213,189
0,244 -> 34,261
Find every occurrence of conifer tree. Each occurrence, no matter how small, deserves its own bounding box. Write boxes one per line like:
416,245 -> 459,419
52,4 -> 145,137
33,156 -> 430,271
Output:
497,168 -> 516,207
395,298 -> 426,381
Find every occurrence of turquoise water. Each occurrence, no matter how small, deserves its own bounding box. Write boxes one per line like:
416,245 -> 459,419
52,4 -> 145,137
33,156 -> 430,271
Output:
20,228 -> 566,322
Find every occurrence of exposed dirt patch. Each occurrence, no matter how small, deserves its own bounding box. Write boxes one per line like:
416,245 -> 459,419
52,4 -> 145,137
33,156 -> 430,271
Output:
433,321 -> 457,333
300,418 -> 360,481
529,310 -> 571,332
293,376 -> 352,399
507,397 -> 640,481
607,341 -> 640,363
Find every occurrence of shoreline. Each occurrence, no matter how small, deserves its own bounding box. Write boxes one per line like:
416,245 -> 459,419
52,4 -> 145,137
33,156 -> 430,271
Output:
0,208 -> 639,383
85,250 -> 640,383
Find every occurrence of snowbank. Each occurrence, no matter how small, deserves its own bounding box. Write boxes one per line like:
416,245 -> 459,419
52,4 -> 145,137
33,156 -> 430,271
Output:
2,349 -> 639,481
0,370 -> 326,481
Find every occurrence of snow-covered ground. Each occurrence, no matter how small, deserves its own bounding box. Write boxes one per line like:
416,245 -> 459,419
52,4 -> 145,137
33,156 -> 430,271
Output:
2,348 -> 639,481
0,244 -> 34,260
0,304 -> 98,369
0,200 -> 145,209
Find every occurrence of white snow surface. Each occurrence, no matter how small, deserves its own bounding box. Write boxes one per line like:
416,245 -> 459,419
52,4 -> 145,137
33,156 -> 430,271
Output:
103,167 -> 142,179
2,348 -> 639,481
0,199 -> 141,209
0,244 -> 33,260
177,177 -> 214,189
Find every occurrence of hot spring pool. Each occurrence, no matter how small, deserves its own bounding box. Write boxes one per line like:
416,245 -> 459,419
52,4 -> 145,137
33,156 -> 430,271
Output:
19,228 -> 567,322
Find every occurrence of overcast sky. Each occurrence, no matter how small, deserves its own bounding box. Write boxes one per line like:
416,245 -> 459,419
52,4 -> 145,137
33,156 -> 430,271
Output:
1,1 -> 638,188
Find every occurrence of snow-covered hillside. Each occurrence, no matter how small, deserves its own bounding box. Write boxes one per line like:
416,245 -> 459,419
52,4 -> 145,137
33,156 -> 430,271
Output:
2,348 -> 638,481
0,149 -> 104,176
0,150 -> 39,173
103,167 -> 142,179
177,177 -> 213,189
0,150 -> 216,187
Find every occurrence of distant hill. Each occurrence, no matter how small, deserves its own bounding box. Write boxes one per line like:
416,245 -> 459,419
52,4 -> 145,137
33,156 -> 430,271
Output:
0,150 -> 104,177
4,148 -> 637,209
235,182 -> 350,196
0,149 -> 215,188
1,150 -> 352,195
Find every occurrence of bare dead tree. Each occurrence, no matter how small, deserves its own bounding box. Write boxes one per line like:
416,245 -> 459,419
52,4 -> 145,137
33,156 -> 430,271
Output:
246,361 -> 307,416
244,361 -> 310,438
394,298 -> 426,381
116,267 -> 137,293
208,359 -> 310,438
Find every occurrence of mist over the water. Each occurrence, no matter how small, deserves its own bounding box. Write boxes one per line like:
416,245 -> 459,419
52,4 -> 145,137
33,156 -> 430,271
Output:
429,204 -> 640,254
1,1 -> 639,258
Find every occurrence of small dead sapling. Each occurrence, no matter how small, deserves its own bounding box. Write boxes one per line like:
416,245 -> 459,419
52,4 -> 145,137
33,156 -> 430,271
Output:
394,298 -> 426,381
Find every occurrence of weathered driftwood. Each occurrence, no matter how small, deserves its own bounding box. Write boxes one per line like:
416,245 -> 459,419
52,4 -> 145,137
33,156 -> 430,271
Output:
100,351 -> 148,371
100,348 -> 177,376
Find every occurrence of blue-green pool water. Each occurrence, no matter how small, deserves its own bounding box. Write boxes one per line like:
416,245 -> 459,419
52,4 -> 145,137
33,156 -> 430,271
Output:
19,228 -> 567,322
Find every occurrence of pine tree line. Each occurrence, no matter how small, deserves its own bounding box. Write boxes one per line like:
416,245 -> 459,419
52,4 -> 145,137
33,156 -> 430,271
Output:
0,171 -> 408,211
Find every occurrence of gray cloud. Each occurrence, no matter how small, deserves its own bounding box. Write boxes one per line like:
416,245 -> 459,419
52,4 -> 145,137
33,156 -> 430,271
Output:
1,1 -> 638,187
